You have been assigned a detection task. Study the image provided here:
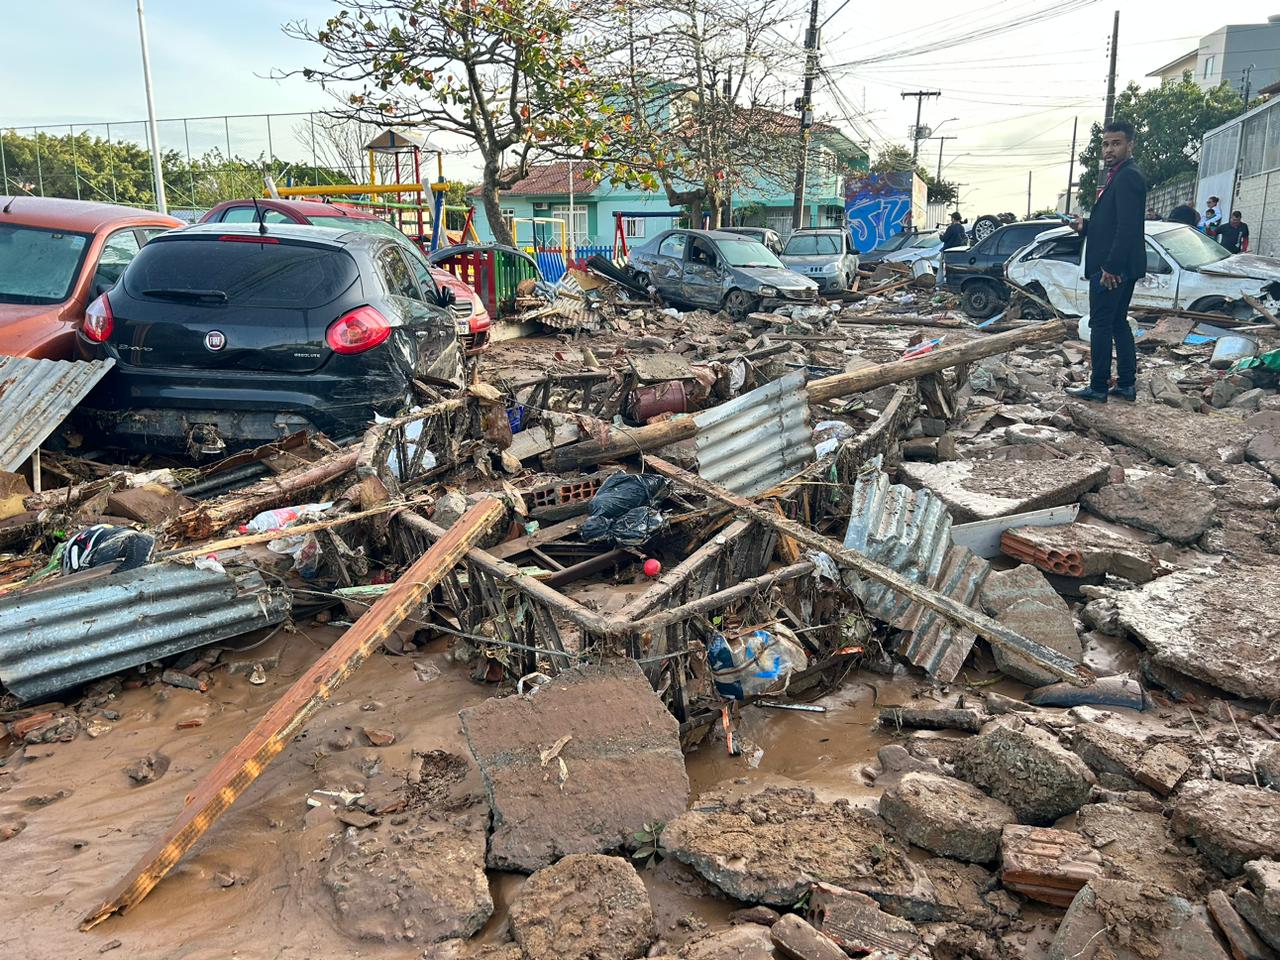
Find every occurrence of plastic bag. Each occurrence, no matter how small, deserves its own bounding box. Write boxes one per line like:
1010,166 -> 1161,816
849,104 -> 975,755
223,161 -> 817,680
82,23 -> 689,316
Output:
240,502 -> 333,534
62,525 -> 155,574
706,624 -> 809,700
268,532 -> 322,578
580,473 -> 670,546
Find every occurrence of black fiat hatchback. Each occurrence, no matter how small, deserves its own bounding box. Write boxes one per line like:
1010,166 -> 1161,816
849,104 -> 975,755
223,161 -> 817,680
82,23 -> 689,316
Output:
75,222 -> 463,455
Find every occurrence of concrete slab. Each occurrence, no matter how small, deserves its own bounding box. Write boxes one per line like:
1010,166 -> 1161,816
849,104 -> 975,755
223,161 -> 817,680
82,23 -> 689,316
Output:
1083,473 -> 1216,544
459,660 -> 689,872
1170,780 -> 1280,877
1102,564 -> 1280,701
898,458 -> 1110,522
1048,879 -> 1229,960
1068,401 -> 1254,475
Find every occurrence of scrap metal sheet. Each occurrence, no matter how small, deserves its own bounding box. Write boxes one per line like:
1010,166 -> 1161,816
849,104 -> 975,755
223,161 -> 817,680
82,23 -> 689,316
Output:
0,356 -> 114,471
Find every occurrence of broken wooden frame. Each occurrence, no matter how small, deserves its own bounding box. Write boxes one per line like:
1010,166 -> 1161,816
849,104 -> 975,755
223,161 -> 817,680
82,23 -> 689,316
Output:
81,498 -> 506,930
398,511 -> 822,722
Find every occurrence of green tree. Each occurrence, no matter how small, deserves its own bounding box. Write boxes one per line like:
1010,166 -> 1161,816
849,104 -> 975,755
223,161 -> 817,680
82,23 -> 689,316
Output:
870,143 -> 959,205
1077,74 -> 1242,211
284,0 -> 612,246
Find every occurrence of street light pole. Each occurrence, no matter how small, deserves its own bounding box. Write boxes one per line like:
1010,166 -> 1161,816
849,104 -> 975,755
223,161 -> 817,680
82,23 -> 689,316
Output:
136,0 -> 167,214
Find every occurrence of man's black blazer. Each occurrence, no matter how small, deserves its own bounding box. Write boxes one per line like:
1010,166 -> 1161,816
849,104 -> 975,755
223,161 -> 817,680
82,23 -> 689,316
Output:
1083,158 -> 1147,281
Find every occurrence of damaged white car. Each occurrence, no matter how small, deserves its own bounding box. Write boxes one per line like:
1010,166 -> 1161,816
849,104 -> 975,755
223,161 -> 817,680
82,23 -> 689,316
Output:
1005,222 -> 1280,319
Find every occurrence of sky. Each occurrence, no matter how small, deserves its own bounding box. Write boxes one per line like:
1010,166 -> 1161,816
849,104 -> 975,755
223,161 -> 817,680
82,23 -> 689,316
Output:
2,0 -> 1277,215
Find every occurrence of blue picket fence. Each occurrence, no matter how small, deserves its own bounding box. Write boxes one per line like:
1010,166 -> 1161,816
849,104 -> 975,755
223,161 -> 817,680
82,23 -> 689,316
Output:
527,244 -> 615,282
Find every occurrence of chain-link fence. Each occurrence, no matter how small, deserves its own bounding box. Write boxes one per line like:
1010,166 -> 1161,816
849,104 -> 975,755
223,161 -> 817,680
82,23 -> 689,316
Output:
0,111 -> 434,221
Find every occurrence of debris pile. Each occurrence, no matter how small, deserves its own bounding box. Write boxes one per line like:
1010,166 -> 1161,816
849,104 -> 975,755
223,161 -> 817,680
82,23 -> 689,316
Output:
2,266 -> 1279,960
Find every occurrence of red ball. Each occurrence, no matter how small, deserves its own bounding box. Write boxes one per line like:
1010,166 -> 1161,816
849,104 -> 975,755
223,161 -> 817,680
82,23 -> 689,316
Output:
643,558 -> 661,577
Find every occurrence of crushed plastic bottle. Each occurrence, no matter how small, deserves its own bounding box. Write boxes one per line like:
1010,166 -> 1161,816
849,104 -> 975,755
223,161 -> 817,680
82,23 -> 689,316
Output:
238,502 -> 334,535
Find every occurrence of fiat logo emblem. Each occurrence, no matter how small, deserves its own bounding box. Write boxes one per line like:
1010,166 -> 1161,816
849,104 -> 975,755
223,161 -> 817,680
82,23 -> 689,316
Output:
204,330 -> 226,351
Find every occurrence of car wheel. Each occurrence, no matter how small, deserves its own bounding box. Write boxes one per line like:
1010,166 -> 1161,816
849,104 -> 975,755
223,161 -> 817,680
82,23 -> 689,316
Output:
971,215 -> 1001,244
961,280 -> 1002,319
1190,296 -> 1252,322
723,289 -> 759,320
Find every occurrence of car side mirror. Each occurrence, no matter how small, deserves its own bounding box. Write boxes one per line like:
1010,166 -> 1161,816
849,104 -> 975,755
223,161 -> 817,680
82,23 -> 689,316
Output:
434,286 -> 457,308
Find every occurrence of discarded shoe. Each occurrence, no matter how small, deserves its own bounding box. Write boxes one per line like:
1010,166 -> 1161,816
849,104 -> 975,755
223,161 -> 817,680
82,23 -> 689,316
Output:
1108,385 -> 1137,402
1065,385 -> 1108,403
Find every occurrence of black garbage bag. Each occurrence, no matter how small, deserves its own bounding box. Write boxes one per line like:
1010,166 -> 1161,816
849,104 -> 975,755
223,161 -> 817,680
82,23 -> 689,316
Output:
61,524 -> 155,574
580,473 -> 671,546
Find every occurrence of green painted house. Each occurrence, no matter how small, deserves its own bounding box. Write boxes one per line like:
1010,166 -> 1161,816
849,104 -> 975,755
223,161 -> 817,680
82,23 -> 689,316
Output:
470,111 -> 868,251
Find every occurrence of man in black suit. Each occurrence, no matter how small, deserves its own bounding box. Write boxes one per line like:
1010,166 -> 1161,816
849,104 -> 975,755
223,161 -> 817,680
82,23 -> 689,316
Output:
1066,120 -> 1147,403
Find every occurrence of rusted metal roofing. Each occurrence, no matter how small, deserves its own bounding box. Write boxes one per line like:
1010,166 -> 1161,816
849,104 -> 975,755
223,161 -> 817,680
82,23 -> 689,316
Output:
0,561 -> 290,703
694,370 -> 814,497
842,457 -> 990,681
0,356 -> 115,472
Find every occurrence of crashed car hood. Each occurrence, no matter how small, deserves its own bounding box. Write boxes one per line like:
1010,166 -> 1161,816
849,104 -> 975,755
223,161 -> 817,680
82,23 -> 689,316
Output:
780,255 -> 837,266
1196,254 -> 1280,283
737,266 -> 817,289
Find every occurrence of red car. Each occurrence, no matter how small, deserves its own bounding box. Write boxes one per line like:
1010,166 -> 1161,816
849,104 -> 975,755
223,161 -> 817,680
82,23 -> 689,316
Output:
0,197 -> 182,358
200,199 -> 490,353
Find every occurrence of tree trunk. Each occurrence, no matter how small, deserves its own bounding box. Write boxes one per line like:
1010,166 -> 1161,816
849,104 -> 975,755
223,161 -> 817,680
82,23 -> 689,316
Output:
479,166 -> 513,247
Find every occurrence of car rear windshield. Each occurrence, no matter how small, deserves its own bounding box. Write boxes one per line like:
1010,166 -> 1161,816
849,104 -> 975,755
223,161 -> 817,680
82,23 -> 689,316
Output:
123,237 -> 359,307
873,232 -> 912,253
0,224 -> 92,304
783,233 -> 842,255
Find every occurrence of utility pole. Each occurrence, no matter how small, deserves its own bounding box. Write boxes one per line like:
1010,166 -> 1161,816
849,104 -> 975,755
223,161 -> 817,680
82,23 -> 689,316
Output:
790,0 -> 821,230
1065,116 -> 1078,214
931,135 -> 958,182
1103,11 -> 1119,127
902,90 -> 941,164
1242,64 -> 1255,112
1027,170 -> 1033,219
136,0 -> 167,214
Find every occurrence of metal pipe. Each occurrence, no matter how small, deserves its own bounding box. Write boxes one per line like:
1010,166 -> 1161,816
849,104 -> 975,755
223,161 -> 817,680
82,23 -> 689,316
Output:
136,0 -> 167,213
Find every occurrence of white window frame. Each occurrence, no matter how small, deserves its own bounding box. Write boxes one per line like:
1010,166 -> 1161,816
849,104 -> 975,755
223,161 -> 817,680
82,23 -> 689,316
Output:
550,204 -> 589,246
623,216 -> 645,239
1203,55 -> 1215,79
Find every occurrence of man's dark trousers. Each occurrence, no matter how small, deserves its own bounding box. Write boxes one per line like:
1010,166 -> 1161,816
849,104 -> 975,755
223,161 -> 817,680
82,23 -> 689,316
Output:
1087,274 -> 1137,392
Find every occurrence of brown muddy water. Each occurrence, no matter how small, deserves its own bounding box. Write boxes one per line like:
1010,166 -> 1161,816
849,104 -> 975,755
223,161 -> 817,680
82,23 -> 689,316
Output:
0,626 -> 1056,960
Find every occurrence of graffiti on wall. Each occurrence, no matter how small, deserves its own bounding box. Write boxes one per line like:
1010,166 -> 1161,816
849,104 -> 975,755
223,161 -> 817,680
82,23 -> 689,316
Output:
844,171 -> 914,254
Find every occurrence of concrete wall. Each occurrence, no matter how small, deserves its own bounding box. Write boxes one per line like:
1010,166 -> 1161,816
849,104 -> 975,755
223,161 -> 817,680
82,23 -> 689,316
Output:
1233,171 -> 1280,257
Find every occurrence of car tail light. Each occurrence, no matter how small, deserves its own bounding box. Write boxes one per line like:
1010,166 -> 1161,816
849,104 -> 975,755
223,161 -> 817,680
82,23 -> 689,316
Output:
84,293 -> 114,342
326,306 -> 391,354
217,235 -> 280,244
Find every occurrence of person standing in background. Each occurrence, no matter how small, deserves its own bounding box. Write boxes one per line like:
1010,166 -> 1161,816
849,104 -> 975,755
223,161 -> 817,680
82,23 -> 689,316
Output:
940,212 -> 968,249
1217,211 -> 1250,254
1066,120 -> 1147,404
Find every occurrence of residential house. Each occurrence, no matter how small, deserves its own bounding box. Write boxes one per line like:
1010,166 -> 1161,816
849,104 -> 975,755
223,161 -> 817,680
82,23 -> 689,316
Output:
469,111 -> 868,251
1146,15 -> 1280,97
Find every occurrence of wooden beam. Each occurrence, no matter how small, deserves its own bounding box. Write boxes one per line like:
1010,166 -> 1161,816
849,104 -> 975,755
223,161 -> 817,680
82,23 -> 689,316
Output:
81,498 -> 505,930
641,454 -> 1086,684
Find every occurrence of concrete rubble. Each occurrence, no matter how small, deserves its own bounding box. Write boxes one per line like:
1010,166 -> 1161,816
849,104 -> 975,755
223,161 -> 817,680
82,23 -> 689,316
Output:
459,660 -> 690,871
4,259 -> 1280,960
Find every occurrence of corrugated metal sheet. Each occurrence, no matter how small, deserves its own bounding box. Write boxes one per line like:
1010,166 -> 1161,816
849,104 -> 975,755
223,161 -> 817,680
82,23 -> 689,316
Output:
842,458 -> 990,681
0,561 -> 290,702
0,356 -> 115,472
694,370 -> 814,497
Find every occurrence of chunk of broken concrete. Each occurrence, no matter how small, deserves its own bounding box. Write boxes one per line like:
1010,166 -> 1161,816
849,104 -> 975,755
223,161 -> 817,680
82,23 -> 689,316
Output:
898,457 -> 1109,522
1075,802 -> 1214,900
1235,860 -> 1280,952
1068,400 -> 1253,474
1098,564 -> 1280,701
324,801 -> 491,944
980,564 -> 1083,686
770,912 -> 847,960
509,854 -> 654,960
807,883 -> 921,956
1000,824 -> 1103,907
1048,878 -> 1230,960
458,660 -> 689,871
1169,779 -> 1280,876
953,716 -> 1095,826
1082,473 -> 1216,544
676,925 -> 775,960
879,772 -> 1016,863
1000,520 -> 1169,583
660,786 -> 928,911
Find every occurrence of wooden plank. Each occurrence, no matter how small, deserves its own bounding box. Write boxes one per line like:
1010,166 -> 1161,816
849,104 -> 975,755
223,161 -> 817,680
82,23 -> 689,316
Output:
81,498 -> 505,930
487,515 -> 586,560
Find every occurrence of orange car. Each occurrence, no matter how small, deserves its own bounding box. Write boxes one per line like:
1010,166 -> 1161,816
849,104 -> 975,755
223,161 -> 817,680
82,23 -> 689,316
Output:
0,197 -> 182,358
